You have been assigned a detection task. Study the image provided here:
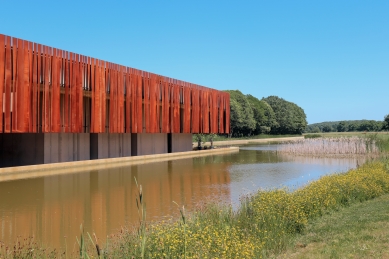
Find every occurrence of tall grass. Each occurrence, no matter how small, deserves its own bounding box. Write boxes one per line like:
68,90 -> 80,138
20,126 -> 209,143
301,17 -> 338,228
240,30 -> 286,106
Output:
2,160 -> 389,258
278,137 -> 380,156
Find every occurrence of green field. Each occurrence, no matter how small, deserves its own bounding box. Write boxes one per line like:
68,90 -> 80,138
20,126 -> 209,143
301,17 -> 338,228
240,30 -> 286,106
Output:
276,194 -> 389,259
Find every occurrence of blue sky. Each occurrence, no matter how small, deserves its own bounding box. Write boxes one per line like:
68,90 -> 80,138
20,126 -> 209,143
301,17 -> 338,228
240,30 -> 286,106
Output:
1,1 -> 388,124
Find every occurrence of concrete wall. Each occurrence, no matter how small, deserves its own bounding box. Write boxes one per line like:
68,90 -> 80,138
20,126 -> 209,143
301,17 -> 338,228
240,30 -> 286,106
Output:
0,132 -> 192,167
90,133 -> 131,159
131,133 -> 167,156
0,133 -> 44,167
44,133 -> 90,163
170,133 -> 192,153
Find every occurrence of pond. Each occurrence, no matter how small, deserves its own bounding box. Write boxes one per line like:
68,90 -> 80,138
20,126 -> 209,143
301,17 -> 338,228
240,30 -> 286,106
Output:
0,144 -> 366,249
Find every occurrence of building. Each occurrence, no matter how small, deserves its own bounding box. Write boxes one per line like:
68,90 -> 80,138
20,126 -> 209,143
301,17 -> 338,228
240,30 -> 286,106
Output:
0,34 -> 230,167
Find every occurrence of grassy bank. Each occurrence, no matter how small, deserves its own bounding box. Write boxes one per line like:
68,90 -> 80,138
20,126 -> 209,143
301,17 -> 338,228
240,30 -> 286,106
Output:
2,160 -> 389,258
277,194 -> 389,258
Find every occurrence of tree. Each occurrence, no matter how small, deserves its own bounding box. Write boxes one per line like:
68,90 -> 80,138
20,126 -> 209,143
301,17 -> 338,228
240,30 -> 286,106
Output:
246,94 -> 278,134
383,114 -> 389,131
262,96 -> 307,134
226,90 -> 256,136
337,121 -> 348,132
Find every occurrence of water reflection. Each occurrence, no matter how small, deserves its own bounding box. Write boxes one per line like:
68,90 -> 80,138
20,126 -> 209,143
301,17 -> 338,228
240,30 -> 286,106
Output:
0,146 -> 362,249
0,155 -> 231,249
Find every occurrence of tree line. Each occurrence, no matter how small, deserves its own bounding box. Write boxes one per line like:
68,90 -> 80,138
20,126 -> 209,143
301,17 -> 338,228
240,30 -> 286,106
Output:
306,116 -> 389,133
225,90 -> 307,136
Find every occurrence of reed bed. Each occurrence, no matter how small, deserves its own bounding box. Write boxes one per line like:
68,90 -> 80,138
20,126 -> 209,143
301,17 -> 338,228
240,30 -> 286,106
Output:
1,160 -> 389,258
277,137 -> 379,156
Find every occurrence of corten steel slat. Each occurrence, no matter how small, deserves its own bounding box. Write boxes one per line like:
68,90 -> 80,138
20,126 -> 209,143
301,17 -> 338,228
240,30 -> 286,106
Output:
183,86 -> 190,133
90,58 -> 95,132
36,44 -> 42,133
78,54 -> 83,132
172,83 -> 180,133
64,51 -> 69,132
156,76 -> 161,133
15,38 -> 24,132
201,90 -> 208,133
137,73 -> 143,133
110,63 -> 115,133
102,60 -> 107,133
225,92 -> 230,133
22,40 -> 30,132
119,66 -> 125,133
12,38 -> 18,132
161,80 -> 168,133
107,63 -> 112,132
107,62 -> 112,133
133,73 -> 142,133
210,90 -> 217,133
28,41 -> 33,132
150,74 -> 156,133
144,74 -> 150,132
43,46 -> 50,132
168,80 -> 172,132
51,48 -> 60,132
70,52 -> 75,132
31,42 -> 37,133
75,54 -> 80,132
97,60 -> 103,133
125,68 -> 131,132
218,94 -> 224,133
131,71 -> 137,132
4,36 -> 11,132
190,88 -> 198,133
185,86 -> 191,133
0,35 -> 5,132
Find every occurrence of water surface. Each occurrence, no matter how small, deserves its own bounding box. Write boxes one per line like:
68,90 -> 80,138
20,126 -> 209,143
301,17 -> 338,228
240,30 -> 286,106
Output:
0,144 -> 364,248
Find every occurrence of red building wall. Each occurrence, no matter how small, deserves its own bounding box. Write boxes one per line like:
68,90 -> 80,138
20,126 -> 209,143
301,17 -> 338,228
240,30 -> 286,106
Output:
0,34 -> 230,134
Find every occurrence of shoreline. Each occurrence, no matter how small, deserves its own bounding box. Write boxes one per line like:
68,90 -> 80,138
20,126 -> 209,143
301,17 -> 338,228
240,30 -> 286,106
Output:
193,136 -> 304,147
0,147 -> 239,182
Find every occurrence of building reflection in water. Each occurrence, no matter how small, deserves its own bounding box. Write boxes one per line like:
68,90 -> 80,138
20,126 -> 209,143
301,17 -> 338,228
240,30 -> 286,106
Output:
0,155 -> 232,249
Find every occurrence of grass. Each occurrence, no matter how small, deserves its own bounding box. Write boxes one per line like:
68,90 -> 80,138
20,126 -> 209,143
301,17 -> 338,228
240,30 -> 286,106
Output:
276,194 -> 389,259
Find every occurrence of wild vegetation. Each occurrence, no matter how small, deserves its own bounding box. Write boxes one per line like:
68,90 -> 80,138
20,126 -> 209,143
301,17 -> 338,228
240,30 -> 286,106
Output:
278,137 -> 380,156
225,90 -> 307,137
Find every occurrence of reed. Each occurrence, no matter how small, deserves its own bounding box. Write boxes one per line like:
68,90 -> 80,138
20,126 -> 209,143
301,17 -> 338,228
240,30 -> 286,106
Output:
277,137 -> 380,156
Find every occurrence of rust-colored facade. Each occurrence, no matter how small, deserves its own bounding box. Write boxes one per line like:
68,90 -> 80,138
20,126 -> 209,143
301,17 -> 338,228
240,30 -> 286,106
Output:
0,34 -> 230,167
0,34 -> 230,135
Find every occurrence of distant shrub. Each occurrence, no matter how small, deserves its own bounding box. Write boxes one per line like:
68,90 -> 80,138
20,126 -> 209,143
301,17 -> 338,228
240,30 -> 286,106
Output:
304,134 -> 322,139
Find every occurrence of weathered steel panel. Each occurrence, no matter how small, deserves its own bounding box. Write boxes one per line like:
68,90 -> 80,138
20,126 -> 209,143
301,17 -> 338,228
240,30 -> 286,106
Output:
225,92 -> 230,133
0,35 -> 4,132
0,34 -> 229,135
4,36 -> 11,133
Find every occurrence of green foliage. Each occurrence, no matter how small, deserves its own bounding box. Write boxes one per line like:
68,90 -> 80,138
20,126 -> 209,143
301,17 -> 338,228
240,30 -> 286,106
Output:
304,134 -> 322,139
383,114 -> 389,131
225,91 -> 306,137
246,94 -> 278,134
225,90 -> 256,136
306,119 -> 386,133
262,96 -> 307,134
